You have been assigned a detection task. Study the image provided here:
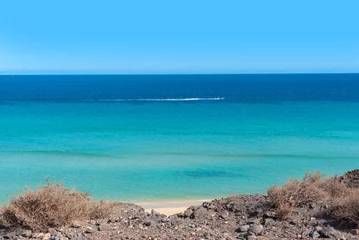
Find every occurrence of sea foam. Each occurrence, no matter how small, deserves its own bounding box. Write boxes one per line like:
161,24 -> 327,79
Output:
97,97 -> 225,102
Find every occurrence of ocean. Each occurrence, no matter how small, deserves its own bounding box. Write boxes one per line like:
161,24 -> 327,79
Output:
0,74 -> 359,203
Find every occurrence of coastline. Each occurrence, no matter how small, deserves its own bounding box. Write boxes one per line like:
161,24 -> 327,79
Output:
2,170 -> 359,239
136,199 -> 208,215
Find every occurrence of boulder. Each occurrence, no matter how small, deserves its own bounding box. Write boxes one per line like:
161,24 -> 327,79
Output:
184,208 -> 193,218
339,170 -> 359,188
191,207 -> 207,219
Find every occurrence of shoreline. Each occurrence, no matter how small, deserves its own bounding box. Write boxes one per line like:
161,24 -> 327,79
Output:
1,170 -> 359,239
136,199 -> 208,215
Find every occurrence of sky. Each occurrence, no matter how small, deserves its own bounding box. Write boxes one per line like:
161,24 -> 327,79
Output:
1,0 -> 359,74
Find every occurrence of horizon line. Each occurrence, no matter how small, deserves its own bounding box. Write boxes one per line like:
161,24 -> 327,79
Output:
1,72 -> 359,76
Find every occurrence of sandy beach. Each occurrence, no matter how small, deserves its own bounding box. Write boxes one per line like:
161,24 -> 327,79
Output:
138,199 -> 207,215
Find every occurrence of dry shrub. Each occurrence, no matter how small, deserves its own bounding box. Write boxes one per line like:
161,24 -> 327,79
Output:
267,171 -> 358,222
275,203 -> 293,220
268,172 -> 328,209
88,200 -> 116,219
2,182 -> 115,231
328,190 -> 359,227
319,177 -> 351,199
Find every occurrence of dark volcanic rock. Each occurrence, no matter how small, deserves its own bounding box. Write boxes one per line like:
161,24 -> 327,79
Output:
191,206 -> 207,219
183,208 -> 193,218
339,169 -> 359,188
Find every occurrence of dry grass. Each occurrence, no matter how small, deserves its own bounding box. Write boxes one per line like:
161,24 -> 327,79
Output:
319,177 -> 352,199
1,182 -> 115,231
328,190 -> 359,227
275,203 -> 293,221
88,200 -> 115,219
267,172 -> 328,209
267,172 -> 353,221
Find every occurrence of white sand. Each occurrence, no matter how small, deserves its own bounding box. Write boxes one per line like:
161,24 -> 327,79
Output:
137,199 -> 208,215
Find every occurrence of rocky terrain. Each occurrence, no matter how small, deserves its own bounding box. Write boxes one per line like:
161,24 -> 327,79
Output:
1,170 -> 359,240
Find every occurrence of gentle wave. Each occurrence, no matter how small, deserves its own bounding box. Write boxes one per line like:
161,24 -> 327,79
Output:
154,152 -> 359,159
1,150 -> 116,158
97,97 -> 225,102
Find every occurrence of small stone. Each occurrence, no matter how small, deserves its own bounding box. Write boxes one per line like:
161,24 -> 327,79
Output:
71,221 -> 82,228
32,233 -> 45,239
161,217 -> 170,223
97,224 -> 109,231
350,229 -> 359,235
169,215 -> 183,225
318,229 -> 330,238
144,220 -> 155,226
251,223 -> 263,235
219,211 -> 229,219
264,218 -> 275,225
151,209 -> 161,217
263,211 -> 276,218
315,226 -> 322,231
237,225 -> 250,232
20,229 -> 32,237
309,203 -> 316,209
301,230 -> 311,238
65,232 -> 75,239
85,227 -> 94,234
51,232 -> 63,240
247,235 -> 257,240
42,233 -> 51,240
184,209 -> 193,218
309,231 -> 320,239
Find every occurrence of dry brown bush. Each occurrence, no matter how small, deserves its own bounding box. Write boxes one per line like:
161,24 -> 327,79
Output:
267,172 -> 328,209
1,182 -> 115,231
88,200 -> 116,219
275,203 -> 293,221
268,172 -> 357,222
319,177 -> 351,199
328,190 -> 359,227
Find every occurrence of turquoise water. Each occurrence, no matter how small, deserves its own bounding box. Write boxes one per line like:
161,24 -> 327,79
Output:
0,74 -> 359,203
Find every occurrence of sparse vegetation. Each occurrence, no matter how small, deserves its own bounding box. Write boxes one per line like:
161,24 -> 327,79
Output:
328,190 -> 359,227
268,171 -> 359,226
1,170 -> 359,239
267,172 -> 328,210
1,182 -> 115,231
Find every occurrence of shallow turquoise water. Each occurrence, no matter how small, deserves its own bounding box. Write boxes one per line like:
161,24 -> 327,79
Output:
1,100 -> 359,203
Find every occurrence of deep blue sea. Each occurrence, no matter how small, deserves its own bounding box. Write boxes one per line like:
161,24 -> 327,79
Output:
0,74 -> 359,203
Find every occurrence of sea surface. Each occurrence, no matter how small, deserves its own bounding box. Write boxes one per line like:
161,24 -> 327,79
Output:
0,74 -> 359,203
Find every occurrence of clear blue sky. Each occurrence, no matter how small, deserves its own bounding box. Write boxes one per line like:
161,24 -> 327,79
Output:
1,0 -> 358,74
